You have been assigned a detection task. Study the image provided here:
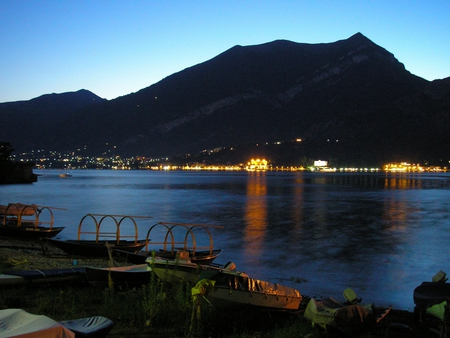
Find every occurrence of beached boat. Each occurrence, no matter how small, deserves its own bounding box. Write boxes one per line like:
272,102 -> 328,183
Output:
147,255 -> 302,311
0,308 -> 75,337
114,221 -> 222,265
200,274 -> 302,311
304,288 -> 392,334
46,214 -> 148,257
0,203 -> 65,239
1,267 -> 86,285
0,308 -> 114,338
413,271 -> 450,334
85,264 -> 152,288
47,238 -> 146,257
59,315 -> 114,338
146,253 -> 240,283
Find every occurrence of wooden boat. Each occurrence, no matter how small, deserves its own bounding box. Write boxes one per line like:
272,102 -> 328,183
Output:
0,203 -> 65,239
46,214 -> 149,257
0,267 -> 87,285
47,238 -> 146,257
115,248 -> 222,265
114,221 -> 222,265
85,264 -> 152,288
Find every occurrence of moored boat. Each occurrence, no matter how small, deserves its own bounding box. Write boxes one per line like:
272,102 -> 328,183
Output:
46,213 -> 149,257
115,221 -> 222,265
115,248 -> 222,265
0,203 -> 65,239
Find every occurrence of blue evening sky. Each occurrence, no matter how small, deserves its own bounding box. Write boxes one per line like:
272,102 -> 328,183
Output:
1,1 -> 449,103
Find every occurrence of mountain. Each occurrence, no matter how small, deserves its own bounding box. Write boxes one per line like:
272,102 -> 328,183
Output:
1,33 -> 450,166
0,90 -> 105,152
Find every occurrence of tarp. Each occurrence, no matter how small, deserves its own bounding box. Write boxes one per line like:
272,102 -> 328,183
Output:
201,271 -> 301,298
0,309 -> 75,338
59,316 -> 114,337
304,297 -> 374,332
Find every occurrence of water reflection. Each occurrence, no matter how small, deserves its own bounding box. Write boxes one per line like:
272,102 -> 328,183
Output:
243,172 -> 267,261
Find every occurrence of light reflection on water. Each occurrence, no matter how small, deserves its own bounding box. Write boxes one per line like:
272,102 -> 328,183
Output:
2,170 -> 450,311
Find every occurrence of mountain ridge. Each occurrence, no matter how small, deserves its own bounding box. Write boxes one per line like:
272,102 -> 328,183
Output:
1,33 -> 449,167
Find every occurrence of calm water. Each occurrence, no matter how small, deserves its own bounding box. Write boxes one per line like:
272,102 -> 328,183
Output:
2,169 -> 450,311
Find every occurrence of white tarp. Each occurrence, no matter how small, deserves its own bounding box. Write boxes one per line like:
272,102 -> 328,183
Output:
0,309 -> 75,338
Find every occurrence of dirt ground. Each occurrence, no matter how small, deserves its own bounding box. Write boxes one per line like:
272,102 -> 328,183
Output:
0,237 -> 125,271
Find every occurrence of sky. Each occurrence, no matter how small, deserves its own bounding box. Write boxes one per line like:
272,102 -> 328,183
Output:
1,1 -> 449,103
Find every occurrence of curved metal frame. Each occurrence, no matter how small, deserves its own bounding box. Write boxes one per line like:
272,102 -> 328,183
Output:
2,203 -> 54,229
144,222 -> 219,255
77,213 -> 142,244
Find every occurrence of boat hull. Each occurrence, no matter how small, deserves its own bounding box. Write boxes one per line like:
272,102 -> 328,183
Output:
86,264 -> 152,288
46,239 -> 146,257
115,249 -> 222,265
1,267 -> 86,285
0,224 -> 65,239
206,285 -> 302,310
59,316 -> 114,337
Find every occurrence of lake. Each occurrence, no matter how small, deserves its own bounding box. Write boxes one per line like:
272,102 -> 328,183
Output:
2,169 -> 450,311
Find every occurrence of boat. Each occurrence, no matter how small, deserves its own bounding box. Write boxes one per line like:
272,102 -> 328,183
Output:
0,308 -> 75,337
47,239 -> 146,257
0,273 -> 25,286
46,213 -> 149,257
201,273 -> 302,311
1,267 -> 86,285
304,288 -> 392,334
59,316 -> 114,338
0,203 -> 65,239
115,248 -> 223,265
0,308 -> 114,338
146,252 -> 239,283
59,173 -> 72,178
146,254 -> 302,310
85,264 -> 152,288
413,271 -> 450,334
114,221 -> 222,265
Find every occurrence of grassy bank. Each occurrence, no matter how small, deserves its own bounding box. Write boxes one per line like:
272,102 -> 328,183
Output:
0,240 -> 444,337
1,274 -> 442,338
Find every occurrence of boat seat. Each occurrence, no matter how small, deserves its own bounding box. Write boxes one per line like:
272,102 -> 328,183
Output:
433,271 -> 448,283
224,262 -> 236,271
343,287 -> 361,304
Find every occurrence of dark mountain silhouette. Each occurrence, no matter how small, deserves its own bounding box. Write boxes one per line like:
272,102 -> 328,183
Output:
1,33 -> 450,166
0,90 -> 105,152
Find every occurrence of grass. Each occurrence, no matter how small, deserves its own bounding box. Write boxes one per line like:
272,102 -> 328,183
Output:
0,252 -> 444,338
